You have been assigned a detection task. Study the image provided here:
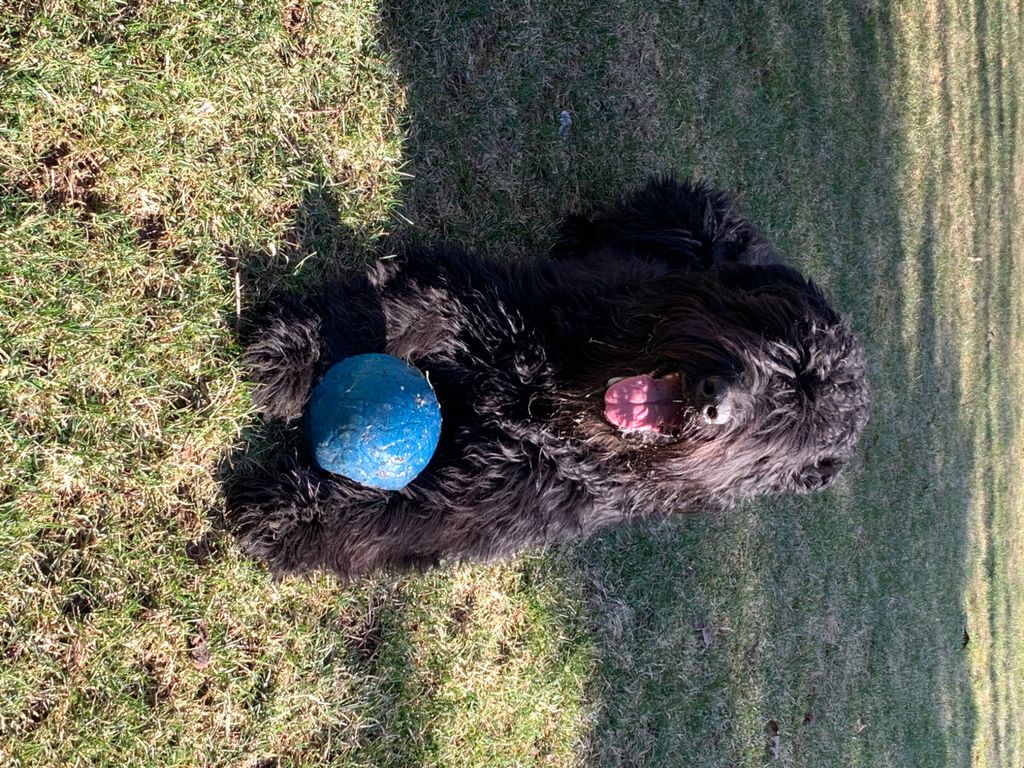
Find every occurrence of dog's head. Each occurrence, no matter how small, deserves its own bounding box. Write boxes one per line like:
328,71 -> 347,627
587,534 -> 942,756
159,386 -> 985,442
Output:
591,263 -> 870,501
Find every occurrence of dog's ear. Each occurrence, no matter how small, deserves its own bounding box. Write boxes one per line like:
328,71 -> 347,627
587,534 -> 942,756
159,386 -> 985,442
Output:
792,457 -> 843,493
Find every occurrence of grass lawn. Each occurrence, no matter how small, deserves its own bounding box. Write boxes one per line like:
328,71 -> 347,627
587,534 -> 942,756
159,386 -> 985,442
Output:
1,0 -> 1022,766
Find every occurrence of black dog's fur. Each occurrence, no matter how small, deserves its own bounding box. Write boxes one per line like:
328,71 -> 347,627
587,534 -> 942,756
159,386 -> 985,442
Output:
228,178 -> 870,579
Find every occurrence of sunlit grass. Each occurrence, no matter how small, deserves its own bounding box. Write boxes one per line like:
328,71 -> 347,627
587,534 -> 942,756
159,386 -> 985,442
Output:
892,4 -> 1024,765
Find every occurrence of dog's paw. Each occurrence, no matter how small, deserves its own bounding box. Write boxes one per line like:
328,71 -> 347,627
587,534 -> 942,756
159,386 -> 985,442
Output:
245,305 -> 322,421
225,455 -> 327,575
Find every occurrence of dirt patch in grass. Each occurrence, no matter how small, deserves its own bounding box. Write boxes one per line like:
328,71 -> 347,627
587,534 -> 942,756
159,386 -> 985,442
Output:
19,698 -> 53,736
22,142 -> 106,215
280,0 -> 312,60
447,592 -> 476,633
135,654 -> 176,708
187,621 -> 212,669
184,530 -> 223,566
136,212 -> 168,250
61,593 -> 94,621
282,0 -> 308,39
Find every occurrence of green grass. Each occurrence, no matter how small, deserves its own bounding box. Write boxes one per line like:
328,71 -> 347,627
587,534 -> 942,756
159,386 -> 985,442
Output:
1,0 -> 1021,766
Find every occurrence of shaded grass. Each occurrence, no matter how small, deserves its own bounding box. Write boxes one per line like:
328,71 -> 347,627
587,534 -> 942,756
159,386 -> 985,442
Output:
1,0 -> 1021,766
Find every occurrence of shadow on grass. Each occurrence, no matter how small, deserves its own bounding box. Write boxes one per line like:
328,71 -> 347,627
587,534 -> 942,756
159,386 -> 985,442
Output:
219,0 -> 1017,762
371,0 -> 990,765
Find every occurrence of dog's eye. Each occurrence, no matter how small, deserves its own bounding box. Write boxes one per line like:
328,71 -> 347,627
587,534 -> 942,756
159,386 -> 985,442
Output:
702,378 -> 717,396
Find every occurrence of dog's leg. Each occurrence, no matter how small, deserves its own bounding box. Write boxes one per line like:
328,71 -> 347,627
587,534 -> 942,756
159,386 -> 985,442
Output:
243,292 -> 327,422
227,453 -> 431,578
227,453 -> 498,579
227,453 -> 331,574
243,273 -> 390,422
244,255 -> 476,421
227,440 -> 596,579
552,177 -> 775,269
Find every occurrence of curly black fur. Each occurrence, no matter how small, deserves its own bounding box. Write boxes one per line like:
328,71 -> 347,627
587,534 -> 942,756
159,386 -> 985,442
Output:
228,178 -> 870,579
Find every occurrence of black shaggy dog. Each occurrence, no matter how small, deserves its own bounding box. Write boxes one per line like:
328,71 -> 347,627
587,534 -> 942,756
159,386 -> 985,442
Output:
228,178 -> 870,579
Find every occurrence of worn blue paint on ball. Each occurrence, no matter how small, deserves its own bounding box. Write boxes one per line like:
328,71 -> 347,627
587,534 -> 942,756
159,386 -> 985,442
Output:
306,354 -> 442,490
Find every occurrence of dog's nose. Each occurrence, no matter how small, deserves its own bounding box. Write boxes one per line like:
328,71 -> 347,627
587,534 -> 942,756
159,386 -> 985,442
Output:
697,377 -> 732,424
702,403 -> 732,424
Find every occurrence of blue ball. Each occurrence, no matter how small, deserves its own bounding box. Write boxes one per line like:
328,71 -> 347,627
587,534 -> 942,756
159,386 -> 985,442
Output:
306,354 -> 442,490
